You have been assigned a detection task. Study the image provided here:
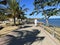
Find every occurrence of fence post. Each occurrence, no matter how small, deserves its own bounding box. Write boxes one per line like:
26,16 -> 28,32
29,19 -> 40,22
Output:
52,26 -> 55,37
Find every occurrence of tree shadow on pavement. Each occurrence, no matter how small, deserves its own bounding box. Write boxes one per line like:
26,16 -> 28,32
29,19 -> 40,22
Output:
24,26 -> 32,28
20,25 -> 32,29
6,29 -> 45,45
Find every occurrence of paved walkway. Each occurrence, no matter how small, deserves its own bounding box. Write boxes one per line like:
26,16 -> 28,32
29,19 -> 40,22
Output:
0,24 -> 60,45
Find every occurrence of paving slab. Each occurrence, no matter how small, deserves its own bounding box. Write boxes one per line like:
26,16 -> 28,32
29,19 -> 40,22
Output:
0,24 -> 60,45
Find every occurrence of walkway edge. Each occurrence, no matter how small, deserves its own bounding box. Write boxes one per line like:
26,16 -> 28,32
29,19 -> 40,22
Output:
43,29 -> 60,45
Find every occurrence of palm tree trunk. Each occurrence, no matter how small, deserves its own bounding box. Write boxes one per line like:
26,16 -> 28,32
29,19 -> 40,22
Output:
13,12 -> 16,25
13,16 -> 16,25
19,19 -> 20,25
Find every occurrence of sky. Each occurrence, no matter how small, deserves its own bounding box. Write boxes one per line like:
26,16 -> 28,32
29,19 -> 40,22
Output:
20,0 -> 60,18
20,0 -> 45,18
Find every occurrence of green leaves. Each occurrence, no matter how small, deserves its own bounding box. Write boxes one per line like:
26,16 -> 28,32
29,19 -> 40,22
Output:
33,0 -> 60,18
7,0 -> 18,11
42,8 -> 60,18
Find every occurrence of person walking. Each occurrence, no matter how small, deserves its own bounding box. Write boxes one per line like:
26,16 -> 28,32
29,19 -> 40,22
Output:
34,18 -> 37,26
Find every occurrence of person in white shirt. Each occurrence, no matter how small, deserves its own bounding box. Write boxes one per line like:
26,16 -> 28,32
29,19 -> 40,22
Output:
34,19 -> 37,26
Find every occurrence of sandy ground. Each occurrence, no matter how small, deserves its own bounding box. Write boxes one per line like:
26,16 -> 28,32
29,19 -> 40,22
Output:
0,26 -> 18,37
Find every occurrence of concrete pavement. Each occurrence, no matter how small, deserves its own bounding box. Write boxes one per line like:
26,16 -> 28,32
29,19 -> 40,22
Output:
0,24 -> 60,45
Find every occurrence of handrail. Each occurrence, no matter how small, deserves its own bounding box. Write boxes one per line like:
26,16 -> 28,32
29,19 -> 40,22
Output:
42,25 -> 60,41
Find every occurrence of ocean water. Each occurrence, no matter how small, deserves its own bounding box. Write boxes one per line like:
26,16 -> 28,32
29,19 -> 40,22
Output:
38,18 -> 60,27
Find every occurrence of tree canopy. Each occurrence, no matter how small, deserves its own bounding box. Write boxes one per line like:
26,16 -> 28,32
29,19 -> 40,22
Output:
33,0 -> 60,16
0,0 -> 28,25
30,0 -> 60,26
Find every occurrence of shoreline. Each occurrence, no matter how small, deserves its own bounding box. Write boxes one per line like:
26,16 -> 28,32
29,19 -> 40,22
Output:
38,18 -> 60,27
38,22 -> 60,28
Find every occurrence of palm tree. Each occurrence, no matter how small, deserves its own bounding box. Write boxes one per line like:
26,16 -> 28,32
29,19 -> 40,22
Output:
14,0 -> 28,24
0,9 -> 8,21
7,0 -> 19,25
16,4 -> 28,24
0,0 -> 20,25
0,0 -> 28,25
